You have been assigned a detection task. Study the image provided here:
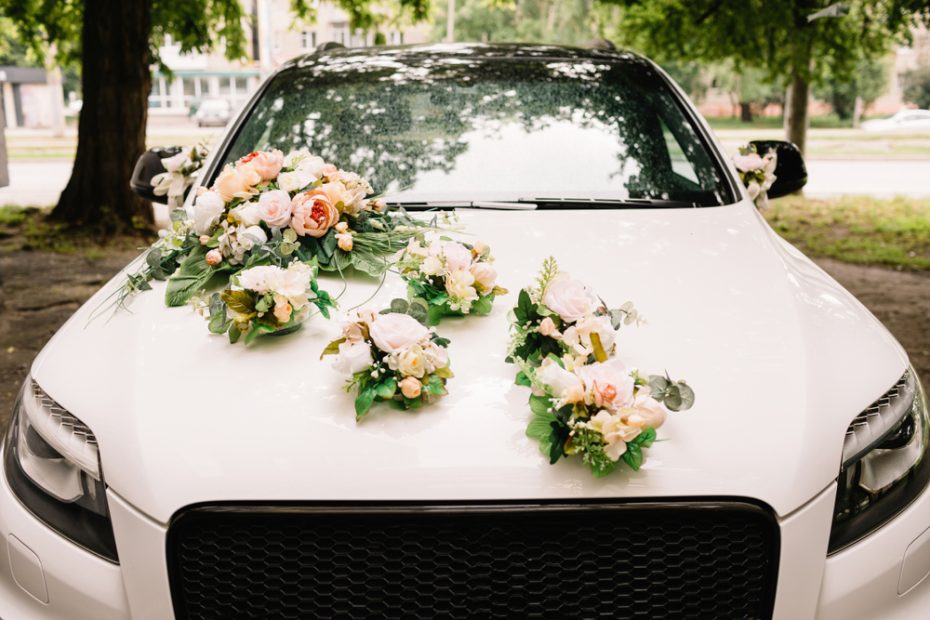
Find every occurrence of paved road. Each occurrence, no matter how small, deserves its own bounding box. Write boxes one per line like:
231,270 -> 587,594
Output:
1,159 -> 928,211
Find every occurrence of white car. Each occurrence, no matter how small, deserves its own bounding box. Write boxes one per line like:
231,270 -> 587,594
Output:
861,109 -> 930,132
192,98 -> 232,128
2,44 -> 928,620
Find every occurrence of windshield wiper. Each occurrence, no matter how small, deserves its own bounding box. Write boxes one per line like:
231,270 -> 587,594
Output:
385,197 -> 700,211
384,200 -> 537,211
525,197 -> 699,209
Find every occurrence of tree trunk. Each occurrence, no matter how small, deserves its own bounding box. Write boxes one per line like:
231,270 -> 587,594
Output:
739,102 -> 753,122
785,71 -> 810,155
50,0 -> 153,234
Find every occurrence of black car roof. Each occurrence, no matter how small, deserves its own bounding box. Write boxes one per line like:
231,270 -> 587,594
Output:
281,42 -> 652,72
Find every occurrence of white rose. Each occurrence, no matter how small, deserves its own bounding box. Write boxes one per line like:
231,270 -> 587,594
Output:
333,341 -> 374,376
543,272 -> 594,323
420,255 -> 443,276
283,148 -> 311,168
469,262 -> 497,293
575,357 -> 635,412
257,190 -> 293,228
236,265 -> 281,293
274,262 -> 313,304
387,345 -> 428,378
230,201 -> 263,226
368,313 -> 429,353
295,154 -> 327,179
422,341 -> 449,371
536,358 -> 584,403
161,149 -> 188,173
429,240 -> 473,271
241,225 -> 267,247
193,191 -> 226,235
277,170 -> 313,193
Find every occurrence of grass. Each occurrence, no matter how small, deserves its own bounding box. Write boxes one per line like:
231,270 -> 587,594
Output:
708,114 -> 859,130
764,196 -> 930,270
0,205 -> 152,257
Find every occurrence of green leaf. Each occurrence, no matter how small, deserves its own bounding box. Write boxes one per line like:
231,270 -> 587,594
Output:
633,427 -> 657,449
433,365 -> 454,379
548,421 -> 570,464
426,303 -> 445,326
590,332 -> 608,362
165,247 -> 228,307
528,394 -> 552,417
227,324 -> 241,344
622,443 -> 644,471
471,294 -> 493,315
320,337 -> 346,358
526,409 -> 557,457
220,289 -> 257,322
376,377 -> 397,399
514,288 -> 535,323
514,371 -> 532,387
207,293 -> 230,334
355,387 -> 376,420
424,374 -> 447,396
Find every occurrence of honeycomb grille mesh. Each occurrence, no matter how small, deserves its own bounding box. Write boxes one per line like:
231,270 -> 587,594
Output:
168,503 -> 778,620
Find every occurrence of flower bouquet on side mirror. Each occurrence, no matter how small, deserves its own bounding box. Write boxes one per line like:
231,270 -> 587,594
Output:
733,144 -> 777,209
322,306 -> 453,420
195,260 -> 334,345
394,237 -> 507,325
507,258 -> 694,478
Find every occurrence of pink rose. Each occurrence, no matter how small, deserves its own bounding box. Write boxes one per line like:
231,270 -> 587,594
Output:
257,190 -> 292,228
429,240 -> 473,271
575,357 -> 635,412
213,165 -> 259,202
542,273 -> 594,323
237,149 -> 284,181
368,313 -> 429,353
290,190 -> 339,238
469,261 -> 497,293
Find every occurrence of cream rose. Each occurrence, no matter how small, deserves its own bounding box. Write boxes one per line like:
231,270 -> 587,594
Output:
444,268 -> 478,309
290,190 -> 339,238
369,313 -> 428,353
214,165 -> 259,202
399,376 -> 422,399
621,388 -> 669,430
469,262 -> 497,293
585,410 -> 640,461
277,170 -> 314,193
538,316 -> 558,337
230,201 -> 262,227
422,341 -> 449,371
333,341 -> 374,376
192,191 -> 226,235
542,273 -> 594,323
238,149 -> 284,181
257,190 -> 292,228
575,357 -> 635,412
388,344 -> 428,378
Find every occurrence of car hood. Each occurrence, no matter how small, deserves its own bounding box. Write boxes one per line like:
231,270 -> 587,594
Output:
32,202 -> 907,523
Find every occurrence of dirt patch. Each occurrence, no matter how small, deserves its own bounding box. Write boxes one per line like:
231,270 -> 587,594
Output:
0,248 -> 928,429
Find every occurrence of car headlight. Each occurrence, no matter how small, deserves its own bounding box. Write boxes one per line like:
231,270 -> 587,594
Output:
830,368 -> 930,554
3,376 -> 117,562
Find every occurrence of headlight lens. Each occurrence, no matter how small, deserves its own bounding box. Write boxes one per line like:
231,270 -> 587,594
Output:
830,368 -> 930,554
4,376 -> 118,562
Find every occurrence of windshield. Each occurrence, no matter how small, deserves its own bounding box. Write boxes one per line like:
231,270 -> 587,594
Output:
220,48 -> 734,206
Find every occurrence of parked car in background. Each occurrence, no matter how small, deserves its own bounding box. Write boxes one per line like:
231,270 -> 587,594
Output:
1,44 -> 928,620
861,108 -> 930,132
192,98 -> 232,127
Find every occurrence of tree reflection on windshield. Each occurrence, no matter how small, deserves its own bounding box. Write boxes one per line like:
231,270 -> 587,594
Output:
222,45 -> 731,206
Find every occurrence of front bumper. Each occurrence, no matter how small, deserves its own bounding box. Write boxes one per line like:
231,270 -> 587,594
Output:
1,457 -> 930,619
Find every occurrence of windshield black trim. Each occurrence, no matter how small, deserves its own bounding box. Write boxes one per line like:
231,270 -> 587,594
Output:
202,50 -> 740,207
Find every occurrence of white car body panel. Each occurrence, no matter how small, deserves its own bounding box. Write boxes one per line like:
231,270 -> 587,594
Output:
31,202 -> 906,524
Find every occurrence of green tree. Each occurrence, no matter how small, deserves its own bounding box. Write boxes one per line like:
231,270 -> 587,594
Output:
433,0 -> 598,46
0,0 -> 428,234
814,57 -> 890,120
600,0 -> 929,154
902,64 -> 930,109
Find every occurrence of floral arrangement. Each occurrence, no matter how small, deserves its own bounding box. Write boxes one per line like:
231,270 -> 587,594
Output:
195,260 -> 334,345
507,258 -> 694,477
150,144 -> 209,209
394,236 -> 508,324
733,144 -> 777,209
118,147 -> 430,315
322,304 -> 453,421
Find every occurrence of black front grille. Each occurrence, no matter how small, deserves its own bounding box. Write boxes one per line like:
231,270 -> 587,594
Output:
168,501 -> 779,620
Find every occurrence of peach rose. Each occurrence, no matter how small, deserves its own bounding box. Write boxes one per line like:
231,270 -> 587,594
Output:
399,376 -> 422,399
205,249 -> 223,266
290,190 -> 339,238
237,149 -> 284,181
213,165 -> 259,202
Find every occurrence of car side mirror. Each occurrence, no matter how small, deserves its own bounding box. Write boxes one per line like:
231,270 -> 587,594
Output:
748,140 -> 807,199
130,146 -> 183,204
